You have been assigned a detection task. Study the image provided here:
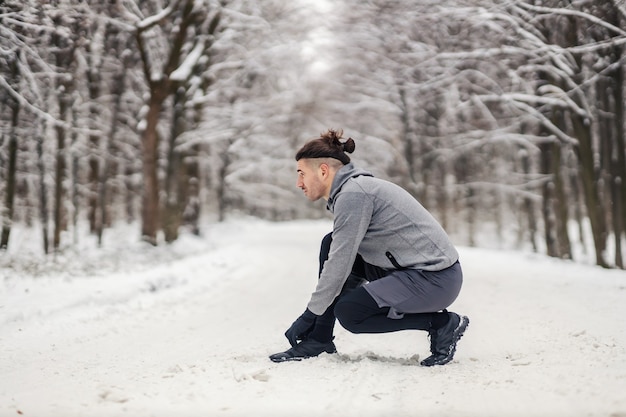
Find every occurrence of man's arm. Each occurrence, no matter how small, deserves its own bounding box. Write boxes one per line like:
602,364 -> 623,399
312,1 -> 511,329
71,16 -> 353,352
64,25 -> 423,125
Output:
306,191 -> 373,315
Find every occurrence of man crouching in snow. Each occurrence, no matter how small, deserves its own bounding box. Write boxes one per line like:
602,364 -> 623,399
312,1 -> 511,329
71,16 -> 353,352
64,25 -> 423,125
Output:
269,129 -> 469,366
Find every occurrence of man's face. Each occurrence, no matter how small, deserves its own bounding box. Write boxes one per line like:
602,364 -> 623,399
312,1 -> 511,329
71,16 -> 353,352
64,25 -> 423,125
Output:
296,159 -> 328,201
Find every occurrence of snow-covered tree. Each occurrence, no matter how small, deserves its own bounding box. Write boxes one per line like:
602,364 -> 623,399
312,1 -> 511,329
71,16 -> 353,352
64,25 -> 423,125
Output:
0,0 -> 624,268
127,0 -> 221,244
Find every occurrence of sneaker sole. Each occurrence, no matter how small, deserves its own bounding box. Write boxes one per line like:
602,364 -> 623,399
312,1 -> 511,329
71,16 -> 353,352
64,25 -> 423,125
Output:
269,351 -> 336,363
269,355 -> 304,363
269,345 -> 337,363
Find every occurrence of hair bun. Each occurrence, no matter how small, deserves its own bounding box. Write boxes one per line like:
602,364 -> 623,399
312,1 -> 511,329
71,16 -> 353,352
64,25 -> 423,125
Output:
295,128 -> 355,165
343,138 -> 355,154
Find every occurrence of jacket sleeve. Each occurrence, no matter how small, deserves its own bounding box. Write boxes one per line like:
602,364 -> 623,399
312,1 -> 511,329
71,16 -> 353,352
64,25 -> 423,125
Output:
306,190 -> 373,315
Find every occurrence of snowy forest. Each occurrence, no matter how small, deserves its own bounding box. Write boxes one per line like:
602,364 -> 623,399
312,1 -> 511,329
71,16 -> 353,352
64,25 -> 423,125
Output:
0,0 -> 625,269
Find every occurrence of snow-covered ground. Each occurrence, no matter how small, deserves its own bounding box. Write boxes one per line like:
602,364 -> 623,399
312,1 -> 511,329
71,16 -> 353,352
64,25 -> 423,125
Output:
1,219 -> 625,417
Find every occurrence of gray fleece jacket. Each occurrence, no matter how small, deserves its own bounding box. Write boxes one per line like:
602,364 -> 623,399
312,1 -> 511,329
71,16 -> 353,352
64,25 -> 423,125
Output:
306,163 -> 459,315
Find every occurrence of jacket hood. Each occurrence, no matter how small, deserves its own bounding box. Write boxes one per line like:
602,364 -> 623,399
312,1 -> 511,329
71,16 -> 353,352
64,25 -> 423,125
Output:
327,163 -> 373,211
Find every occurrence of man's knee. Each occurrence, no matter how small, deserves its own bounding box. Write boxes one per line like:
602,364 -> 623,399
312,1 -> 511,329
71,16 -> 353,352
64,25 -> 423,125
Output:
334,297 -> 362,334
335,288 -> 380,334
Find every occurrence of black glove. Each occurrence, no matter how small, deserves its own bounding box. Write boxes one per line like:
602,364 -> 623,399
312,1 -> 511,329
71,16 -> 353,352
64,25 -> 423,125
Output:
285,309 -> 317,347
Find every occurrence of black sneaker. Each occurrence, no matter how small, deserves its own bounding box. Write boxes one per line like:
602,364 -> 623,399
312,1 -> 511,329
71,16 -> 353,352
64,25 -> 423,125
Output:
269,339 -> 337,363
424,309 -> 448,357
420,313 -> 469,367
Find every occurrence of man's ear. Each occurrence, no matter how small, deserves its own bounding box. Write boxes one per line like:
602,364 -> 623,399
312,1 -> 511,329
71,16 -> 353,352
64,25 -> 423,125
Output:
319,163 -> 329,178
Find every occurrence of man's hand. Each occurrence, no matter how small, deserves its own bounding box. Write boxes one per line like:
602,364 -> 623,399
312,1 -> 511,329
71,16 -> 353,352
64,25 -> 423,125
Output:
285,309 -> 317,347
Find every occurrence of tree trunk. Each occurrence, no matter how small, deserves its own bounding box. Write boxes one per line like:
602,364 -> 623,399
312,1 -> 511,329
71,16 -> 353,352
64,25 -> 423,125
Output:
37,122 -> 49,255
573,115 -> 609,267
610,42 -> 625,268
96,52 -> 127,246
540,142 -> 558,258
216,143 -> 230,223
70,91 -> 80,245
163,87 -> 186,243
125,164 -> 136,224
435,161 -> 449,231
0,52 -> 20,250
552,141 -> 572,259
398,83 -> 416,186
135,0 -> 199,245
85,19 -> 104,236
182,151 -> 201,236
140,91 -> 167,245
612,175 -> 624,269
182,102 -> 205,235
87,89 -> 101,234
53,93 -> 69,251
520,150 -> 538,252
466,186 -> 476,247
51,15 -> 75,252
568,149 -> 587,254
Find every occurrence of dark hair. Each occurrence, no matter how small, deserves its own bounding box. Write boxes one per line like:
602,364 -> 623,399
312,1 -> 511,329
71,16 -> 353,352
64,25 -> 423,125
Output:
295,129 -> 356,165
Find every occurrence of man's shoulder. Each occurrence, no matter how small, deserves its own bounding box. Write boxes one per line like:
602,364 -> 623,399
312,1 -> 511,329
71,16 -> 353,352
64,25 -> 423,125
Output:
349,175 -> 402,194
333,180 -> 375,210
340,175 -> 380,195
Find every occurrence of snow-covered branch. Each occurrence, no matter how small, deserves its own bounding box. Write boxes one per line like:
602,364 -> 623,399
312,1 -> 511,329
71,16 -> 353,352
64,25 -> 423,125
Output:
136,3 -> 177,31
517,1 -> 626,37
455,181 -> 545,202
169,37 -> 206,82
480,94 -> 580,146
566,36 -> 626,54
2,16 -> 61,36
433,45 -> 545,62
0,74 -> 65,128
0,73 -> 105,139
503,92 -> 588,118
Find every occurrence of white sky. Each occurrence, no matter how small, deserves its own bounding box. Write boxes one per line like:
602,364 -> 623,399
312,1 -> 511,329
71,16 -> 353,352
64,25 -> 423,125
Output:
297,0 -> 337,77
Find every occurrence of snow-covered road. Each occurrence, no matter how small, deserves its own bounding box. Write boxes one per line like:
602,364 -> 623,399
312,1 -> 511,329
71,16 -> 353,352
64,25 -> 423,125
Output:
1,220 -> 625,416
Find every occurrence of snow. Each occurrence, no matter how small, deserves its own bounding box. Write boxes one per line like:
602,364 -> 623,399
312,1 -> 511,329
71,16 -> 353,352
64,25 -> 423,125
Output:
1,219 -> 625,417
